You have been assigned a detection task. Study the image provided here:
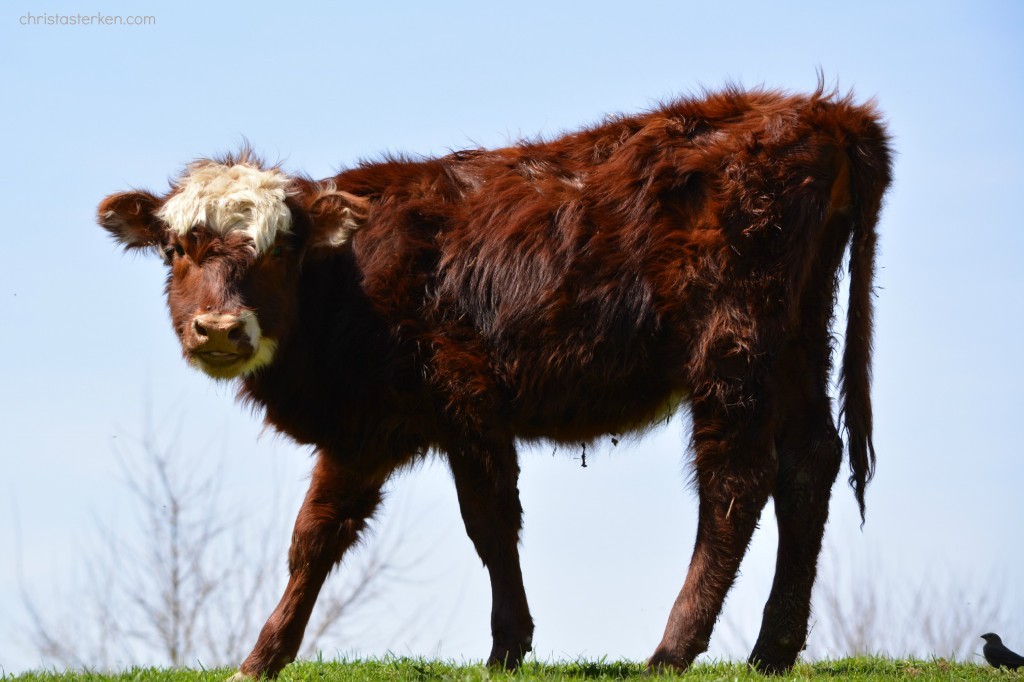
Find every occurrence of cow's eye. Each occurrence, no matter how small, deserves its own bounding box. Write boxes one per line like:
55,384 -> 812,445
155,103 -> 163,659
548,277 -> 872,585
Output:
163,244 -> 186,264
271,245 -> 283,258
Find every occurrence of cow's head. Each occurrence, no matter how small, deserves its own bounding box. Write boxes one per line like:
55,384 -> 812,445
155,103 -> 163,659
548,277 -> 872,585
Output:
98,151 -> 369,379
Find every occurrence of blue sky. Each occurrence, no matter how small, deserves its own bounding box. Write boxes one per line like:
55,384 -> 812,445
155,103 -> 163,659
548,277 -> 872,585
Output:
2,0 -> 1022,672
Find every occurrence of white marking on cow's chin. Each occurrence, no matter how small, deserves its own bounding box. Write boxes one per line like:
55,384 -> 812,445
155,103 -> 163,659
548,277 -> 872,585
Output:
190,338 -> 277,380
245,337 -> 278,375
158,161 -> 292,255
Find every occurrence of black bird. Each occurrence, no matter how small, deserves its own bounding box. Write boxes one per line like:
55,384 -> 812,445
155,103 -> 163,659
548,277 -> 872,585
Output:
981,633 -> 1024,670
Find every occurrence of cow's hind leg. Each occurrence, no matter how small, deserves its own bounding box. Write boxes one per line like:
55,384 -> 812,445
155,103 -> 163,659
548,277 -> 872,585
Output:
237,452 -> 388,679
748,343 -> 842,673
648,395 -> 775,671
447,437 -> 534,669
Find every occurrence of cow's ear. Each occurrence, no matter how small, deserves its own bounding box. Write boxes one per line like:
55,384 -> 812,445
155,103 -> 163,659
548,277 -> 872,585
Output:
306,189 -> 370,249
97,190 -> 165,251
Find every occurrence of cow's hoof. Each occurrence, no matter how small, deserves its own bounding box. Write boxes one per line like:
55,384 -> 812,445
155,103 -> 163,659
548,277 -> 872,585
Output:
486,640 -> 530,670
748,650 -> 798,675
226,672 -> 254,682
646,650 -> 690,674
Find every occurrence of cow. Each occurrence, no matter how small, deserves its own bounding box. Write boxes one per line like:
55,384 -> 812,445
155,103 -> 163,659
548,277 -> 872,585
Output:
97,85 -> 892,677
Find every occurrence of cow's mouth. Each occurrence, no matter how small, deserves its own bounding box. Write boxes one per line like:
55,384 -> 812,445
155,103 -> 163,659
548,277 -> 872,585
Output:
193,349 -> 250,369
186,335 -> 277,380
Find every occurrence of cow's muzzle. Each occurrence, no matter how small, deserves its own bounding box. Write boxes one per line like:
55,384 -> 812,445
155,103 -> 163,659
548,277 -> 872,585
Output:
186,312 -> 257,376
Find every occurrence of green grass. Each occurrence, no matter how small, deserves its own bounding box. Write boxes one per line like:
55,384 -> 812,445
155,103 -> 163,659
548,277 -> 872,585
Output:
6,658 -> 1022,682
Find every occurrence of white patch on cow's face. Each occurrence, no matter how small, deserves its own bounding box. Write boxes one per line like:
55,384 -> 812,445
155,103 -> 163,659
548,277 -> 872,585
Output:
241,336 -> 278,376
158,162 -> 292,254
240,313 -> 278,375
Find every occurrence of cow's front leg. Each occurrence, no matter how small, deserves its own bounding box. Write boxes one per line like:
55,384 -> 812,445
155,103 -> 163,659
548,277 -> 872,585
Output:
447,438 -> 533,669
236,452 -> 386,679
648,396 -> 775,672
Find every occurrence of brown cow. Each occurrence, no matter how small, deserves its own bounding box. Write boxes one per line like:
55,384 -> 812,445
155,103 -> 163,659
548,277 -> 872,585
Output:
97,85 -> 891,677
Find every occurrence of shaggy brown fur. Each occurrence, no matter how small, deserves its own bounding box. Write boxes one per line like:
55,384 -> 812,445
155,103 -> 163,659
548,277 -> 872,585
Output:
97,85 -> 891,677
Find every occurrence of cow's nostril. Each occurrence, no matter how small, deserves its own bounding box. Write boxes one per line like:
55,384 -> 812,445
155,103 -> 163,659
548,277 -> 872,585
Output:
192,314 -> 247,347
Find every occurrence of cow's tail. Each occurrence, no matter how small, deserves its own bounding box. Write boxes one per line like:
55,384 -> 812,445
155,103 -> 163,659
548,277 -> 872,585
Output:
837,99 -> 893,524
